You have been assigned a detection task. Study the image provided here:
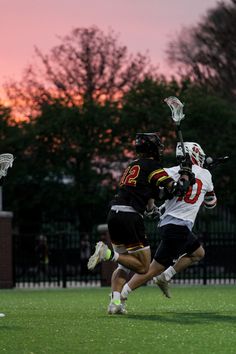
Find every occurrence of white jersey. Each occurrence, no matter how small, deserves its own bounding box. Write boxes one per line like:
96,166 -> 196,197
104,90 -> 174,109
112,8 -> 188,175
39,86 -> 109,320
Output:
160,164 -> 216,226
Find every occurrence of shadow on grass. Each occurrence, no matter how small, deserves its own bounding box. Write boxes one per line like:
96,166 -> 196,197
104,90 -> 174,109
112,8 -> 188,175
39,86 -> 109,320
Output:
126,312 -> 236,324
0,325 -> 23,330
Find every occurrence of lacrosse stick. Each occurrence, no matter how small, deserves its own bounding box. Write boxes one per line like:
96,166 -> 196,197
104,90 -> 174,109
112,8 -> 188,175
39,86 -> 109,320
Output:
0,153 -> 14,179
205,155 -> 229,170
164,96 -> 186,158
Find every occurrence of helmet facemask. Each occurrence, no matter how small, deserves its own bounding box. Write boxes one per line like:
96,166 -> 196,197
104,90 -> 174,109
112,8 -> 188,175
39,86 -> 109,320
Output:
176,142 -> 206,167
135,133 -> 164,161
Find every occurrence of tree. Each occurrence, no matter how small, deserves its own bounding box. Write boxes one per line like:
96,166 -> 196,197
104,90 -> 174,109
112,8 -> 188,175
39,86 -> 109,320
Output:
5,26 -> 155,118
2,100 -> 123,232
120,77 -> 182,154
121,78 -> 236,209
3,26 -> 159,231
166,0 -> 236,100
172,83 -> 236,208
4,24 -> 236,233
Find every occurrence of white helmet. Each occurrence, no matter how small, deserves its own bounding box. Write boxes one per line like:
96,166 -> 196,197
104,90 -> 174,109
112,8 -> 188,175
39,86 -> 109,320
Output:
176,142 -> 206,167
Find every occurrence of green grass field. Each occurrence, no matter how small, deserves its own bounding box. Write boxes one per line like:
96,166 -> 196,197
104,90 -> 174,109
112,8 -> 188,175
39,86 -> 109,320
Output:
0,285 -> 236,354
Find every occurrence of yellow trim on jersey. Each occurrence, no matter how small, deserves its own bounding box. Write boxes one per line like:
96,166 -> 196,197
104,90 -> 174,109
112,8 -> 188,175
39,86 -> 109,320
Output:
148,168 -> 164,183
156,175 -> 170,186
126,244 -> 144,251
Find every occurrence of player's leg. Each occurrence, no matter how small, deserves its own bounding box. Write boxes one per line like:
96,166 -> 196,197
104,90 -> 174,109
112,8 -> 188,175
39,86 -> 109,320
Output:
108,247 -> 151,314
106,211 -> 151,314
87,240 -> 151,273
111,266 -> 128,292
121,225 -> 175,300
155,226 -> 204,297
88,211 -> 150,272
173,245 -> 205,273
108,244 -> 130,314
115,247 -> 151,274
127,258 -> 163,290
108,263 -> 130,314
121,259 -> 165,299
108,210 -> 151,271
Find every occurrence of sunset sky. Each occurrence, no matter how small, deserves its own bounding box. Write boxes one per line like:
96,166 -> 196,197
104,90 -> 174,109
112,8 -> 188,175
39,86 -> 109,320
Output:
0,0 -> 220,86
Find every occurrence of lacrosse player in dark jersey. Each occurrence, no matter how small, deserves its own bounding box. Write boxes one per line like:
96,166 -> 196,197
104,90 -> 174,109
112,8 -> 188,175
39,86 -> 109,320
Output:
87,132 -> 195,314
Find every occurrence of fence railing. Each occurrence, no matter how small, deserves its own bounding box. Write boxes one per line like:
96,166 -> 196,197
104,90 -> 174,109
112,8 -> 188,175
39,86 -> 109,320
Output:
12,206 -> 236,287
13,224 -> 236,287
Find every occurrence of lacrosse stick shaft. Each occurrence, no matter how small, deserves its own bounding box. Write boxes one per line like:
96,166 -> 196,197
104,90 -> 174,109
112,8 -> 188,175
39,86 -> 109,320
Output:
0,186 -> 2,211
177,125 -> 186,158
164,96 -> 186,159
205,156 -> 229,170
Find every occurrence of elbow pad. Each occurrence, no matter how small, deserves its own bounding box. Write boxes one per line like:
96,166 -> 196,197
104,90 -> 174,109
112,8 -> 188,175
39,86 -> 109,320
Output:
204,194 -> 217,209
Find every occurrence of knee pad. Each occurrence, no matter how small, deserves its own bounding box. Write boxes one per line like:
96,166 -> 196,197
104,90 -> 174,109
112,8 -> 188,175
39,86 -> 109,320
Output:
117,264 -> 131,275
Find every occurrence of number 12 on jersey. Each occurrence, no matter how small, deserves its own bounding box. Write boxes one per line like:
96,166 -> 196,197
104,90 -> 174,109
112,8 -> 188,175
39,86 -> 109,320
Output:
120,165 -> 140,187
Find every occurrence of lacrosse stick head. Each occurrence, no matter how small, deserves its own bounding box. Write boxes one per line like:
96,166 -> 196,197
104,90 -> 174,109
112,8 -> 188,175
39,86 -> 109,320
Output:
0,153 -> 14,178
164,96 -> 185,125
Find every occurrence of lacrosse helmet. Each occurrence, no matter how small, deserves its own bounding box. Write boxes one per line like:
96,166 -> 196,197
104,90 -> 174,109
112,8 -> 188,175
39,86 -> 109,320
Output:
135,132 -> 164,161
176,142 -> 206,167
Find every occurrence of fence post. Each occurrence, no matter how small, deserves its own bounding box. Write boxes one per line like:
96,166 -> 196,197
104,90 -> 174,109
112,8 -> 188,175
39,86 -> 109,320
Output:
202,232 -> 207,285
0,211 -> 13,288
62,233 -> 67,288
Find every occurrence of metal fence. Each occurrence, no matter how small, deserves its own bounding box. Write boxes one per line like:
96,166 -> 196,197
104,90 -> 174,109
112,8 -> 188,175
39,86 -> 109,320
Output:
13,207 -> 236,287
13,229 -> 101,288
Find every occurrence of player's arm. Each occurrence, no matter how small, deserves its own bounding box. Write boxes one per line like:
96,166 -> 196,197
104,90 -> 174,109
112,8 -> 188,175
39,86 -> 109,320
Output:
148,167 -> 194,198
168,153 -> 195,197
204,170 -> 217,209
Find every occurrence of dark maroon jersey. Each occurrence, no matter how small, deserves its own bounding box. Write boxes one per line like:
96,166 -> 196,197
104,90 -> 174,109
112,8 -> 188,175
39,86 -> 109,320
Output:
111,158 -> 173,214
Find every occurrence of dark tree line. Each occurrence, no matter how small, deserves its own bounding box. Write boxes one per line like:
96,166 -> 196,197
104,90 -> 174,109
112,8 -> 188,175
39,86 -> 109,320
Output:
0,19 -> 235,234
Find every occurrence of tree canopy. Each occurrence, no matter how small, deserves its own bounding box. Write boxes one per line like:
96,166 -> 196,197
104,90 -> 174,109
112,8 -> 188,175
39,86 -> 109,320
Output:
166,0 -> 236,100
5,26 -> 156,119
1,24 -> 236,233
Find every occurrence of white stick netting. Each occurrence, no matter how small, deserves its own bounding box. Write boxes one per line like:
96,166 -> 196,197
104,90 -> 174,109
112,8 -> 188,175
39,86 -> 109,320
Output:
0,153 -> 14,178
164,96 -> 185,124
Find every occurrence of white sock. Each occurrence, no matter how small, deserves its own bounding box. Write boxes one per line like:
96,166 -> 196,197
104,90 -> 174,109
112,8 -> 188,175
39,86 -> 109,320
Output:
162,266 -> 176,281
112,291 -> 121,302
121,283 -> 132,299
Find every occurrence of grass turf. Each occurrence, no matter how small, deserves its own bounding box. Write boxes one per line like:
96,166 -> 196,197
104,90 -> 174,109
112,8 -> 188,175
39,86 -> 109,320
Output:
0,285 -> 236,354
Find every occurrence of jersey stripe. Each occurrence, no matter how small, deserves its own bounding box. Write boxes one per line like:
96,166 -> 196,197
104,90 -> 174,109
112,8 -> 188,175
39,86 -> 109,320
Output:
148,169 -> 168,183
126,242 -> 145,251
155,175 -> 171,186
148,169 -> 173,187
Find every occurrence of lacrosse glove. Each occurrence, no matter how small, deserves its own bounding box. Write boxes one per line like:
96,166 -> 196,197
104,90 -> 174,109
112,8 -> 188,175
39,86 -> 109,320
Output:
144,205 -> 161,220
179,154 -> 195,185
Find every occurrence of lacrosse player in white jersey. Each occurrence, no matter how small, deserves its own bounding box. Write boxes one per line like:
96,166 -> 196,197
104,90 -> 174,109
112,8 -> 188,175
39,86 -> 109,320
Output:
121,142 -> 217,301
